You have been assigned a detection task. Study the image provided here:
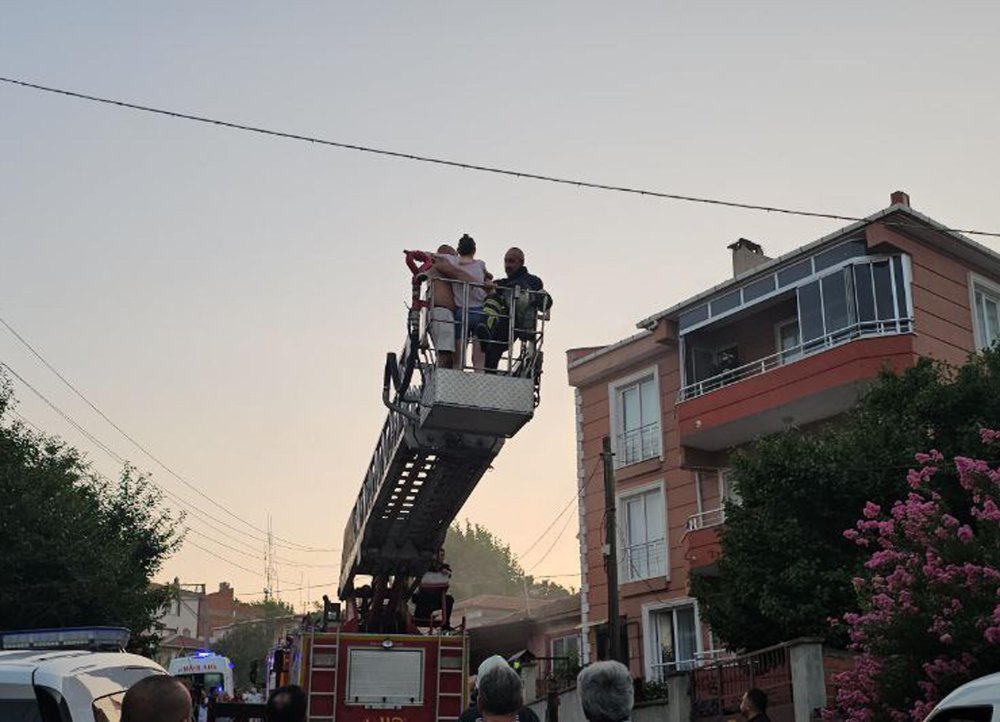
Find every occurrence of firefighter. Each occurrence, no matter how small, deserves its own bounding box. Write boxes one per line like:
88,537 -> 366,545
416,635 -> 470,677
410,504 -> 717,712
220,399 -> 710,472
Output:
412,548 -> 455,630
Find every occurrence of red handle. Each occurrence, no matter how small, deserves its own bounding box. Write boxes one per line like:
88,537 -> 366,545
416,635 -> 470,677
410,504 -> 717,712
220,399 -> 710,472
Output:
404,250 -> 434,276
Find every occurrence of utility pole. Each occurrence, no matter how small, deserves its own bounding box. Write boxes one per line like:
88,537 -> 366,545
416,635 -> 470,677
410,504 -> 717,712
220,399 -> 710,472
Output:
265,515 -> 277,603
601,436 -> 623,664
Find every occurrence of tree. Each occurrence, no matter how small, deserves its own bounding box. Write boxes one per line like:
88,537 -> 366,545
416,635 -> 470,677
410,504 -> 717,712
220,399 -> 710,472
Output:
214,599 -> 295,689
444,520 -> 571,601
830,434 -> 1000,722
0,376 -> 183,655
691,349 -> 1000,651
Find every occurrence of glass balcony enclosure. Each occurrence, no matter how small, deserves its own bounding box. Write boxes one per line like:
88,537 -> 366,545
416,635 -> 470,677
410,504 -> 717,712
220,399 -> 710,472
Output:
679,244 -> 913,402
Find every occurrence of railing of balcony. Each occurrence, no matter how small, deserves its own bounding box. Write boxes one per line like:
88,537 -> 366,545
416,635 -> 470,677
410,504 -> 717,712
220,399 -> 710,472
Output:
648,649 -> 736,682
686,507 -> 726,532
615,421 -> 661,467
622,538 -> 666,581
679,316 -> 913,402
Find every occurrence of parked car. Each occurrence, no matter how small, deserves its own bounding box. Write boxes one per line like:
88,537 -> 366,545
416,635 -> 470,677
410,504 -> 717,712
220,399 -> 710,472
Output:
0,627 -> 168,722
926,673 -> 1000,722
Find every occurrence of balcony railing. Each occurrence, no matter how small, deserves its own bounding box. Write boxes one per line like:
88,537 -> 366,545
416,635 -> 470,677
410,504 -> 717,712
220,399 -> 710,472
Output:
648,649 -> 735,682
686,507 -> 726,532
616,421 -> 661,468
622,538 -> 666,582
678,317 -> 913,402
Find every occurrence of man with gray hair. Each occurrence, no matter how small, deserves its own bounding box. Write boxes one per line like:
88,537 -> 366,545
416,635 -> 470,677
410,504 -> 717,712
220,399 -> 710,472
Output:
476,655 -> 526,721
577,661 -> 634,722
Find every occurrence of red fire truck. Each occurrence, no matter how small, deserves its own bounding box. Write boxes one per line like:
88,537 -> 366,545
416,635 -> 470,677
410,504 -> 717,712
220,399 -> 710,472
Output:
267,251 -> 549,722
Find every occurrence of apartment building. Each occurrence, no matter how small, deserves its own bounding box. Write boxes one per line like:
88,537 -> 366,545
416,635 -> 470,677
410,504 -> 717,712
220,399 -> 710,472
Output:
566,191 -> 1000,681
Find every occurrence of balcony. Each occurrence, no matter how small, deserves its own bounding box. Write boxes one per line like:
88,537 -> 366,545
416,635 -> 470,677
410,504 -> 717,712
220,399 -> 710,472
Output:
679,318 -> 912,403
676,252 -> 919,452
622,538 -> 667,582
683,508 -> 725,573
678,320 -> 915,452
616,421 -> 662,468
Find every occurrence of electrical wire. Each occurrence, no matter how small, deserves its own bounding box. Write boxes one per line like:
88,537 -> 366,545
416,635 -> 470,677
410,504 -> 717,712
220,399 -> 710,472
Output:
0,311 -> 335,552
3,75 -> 1000,239
518,460 -> 601,564
0,367 -> 330,585
526,508 -> 578,574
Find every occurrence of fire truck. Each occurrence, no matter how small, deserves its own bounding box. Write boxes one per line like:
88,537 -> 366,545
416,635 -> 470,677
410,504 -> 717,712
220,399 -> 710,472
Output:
267,251 -> 550,722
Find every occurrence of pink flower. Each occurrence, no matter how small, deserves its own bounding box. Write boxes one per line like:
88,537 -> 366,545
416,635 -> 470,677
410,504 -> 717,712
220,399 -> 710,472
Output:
957,525 -> 974,542
863,501 -> 881,519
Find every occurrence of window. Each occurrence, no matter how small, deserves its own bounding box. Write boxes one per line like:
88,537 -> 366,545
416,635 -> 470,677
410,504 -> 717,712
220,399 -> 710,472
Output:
720,468 -> 741,506
775,318 -> 801,363
926,706 -> 993,722
93,692 -> 126,722
613,374 -> 661,467
972,276 -> 1000,350
551,635 -> 581,680
620,486 -> 666,581
0,699 -> 43,722
647,603 -> 699,681
796,256 -> 910,351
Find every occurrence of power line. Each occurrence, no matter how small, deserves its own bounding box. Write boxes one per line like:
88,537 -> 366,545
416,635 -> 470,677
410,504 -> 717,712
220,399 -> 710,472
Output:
3,75 -> 1000,239
0,312 -> 335,552
238,581 -> 337,599
518,461 -> 600,564
0,365 -> 332,583
1,360 -> 273,548
527,509 -> 577,574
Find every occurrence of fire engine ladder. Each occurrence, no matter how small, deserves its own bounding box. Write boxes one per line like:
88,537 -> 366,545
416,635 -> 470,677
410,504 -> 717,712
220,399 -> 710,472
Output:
338,253 -> 547,617
306,628 -> 341,722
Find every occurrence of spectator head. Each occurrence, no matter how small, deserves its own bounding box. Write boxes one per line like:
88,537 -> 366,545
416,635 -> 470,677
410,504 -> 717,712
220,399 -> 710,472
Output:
577,661 -> 634,722
437,244 -> 457,255
457,234 -> 476,257
121,675 -> 193,722
504,247 -> 525,276
741,688 -> 768,718
477,664 -> 523,716
267,685 -> 308,722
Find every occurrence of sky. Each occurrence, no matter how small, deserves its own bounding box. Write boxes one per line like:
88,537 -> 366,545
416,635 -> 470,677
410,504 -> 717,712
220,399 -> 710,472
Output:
2,2 -> 1000,610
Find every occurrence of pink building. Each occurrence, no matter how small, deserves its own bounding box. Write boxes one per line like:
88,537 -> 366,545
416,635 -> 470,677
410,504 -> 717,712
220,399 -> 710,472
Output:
567,191 -> 1000,681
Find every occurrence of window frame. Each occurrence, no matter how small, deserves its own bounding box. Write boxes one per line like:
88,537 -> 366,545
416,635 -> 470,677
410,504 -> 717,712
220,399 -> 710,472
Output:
969,272 -> 1000,351
641,598 -> 703,681
607,366 -> 662,468
774,316 -> 802,363
550,634 -> 582,679
616,480 -> 668,583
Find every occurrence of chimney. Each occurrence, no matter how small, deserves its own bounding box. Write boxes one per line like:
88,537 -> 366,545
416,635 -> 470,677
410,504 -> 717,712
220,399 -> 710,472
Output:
890,190 -> 911,207
727,238 -> 771,278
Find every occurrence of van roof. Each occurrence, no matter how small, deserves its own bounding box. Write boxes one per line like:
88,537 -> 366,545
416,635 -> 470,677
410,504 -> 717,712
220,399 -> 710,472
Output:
936,673 -> 1000,710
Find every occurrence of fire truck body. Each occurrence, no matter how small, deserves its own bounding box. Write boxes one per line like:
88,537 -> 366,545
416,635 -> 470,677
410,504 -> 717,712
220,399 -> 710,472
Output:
272,628 -> 467,722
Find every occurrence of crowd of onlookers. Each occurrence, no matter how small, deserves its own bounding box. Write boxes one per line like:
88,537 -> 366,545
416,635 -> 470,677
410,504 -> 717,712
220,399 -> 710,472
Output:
119,655 -> 773,722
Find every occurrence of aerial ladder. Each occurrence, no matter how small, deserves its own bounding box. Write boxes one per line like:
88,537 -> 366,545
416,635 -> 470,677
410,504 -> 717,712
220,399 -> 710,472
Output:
337,250 -> 550,634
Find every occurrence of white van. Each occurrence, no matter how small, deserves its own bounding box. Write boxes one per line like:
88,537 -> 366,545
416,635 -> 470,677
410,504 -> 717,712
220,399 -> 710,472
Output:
168,652 -> 235,697
926,673 -> 1000,722
0,627 -> 167,722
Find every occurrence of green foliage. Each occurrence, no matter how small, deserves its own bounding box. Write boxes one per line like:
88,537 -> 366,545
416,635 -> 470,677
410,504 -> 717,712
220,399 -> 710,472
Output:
214,599 -> 295,689
445,520 -> 571,602
0,376 -> 184,655
691,349 -> 1000,652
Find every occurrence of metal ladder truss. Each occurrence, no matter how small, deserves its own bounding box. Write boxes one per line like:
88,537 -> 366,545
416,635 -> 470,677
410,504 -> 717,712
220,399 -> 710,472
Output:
339,402 -> 505,596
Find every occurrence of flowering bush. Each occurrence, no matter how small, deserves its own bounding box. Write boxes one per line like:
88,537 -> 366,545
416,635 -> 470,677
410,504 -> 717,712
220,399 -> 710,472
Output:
830,430 -> 1000,722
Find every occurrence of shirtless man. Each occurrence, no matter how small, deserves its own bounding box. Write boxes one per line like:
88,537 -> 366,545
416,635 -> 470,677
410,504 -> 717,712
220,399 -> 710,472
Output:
427,244 -> 478,368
